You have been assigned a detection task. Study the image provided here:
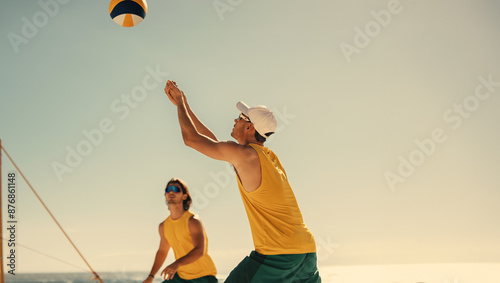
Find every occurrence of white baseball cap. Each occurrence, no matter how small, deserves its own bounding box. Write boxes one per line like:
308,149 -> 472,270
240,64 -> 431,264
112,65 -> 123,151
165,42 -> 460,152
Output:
236,101 -> 277,138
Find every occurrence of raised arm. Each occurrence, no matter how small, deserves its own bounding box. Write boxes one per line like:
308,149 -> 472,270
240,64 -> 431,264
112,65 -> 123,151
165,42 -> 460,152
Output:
165,80 -> 254,166
164,81 -> 217,141
143,223 -> 170,283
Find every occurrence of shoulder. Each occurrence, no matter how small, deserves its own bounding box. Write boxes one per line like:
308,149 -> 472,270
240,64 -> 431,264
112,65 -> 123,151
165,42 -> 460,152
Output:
214,140 -> 259,165
159,219 -> 167,228
187,214 -> 204,232
158,221 -> 165,235
220,140 -> 255,154
187,213 -> 201,225
241,143 -> 262,164
232,142 -> 260,162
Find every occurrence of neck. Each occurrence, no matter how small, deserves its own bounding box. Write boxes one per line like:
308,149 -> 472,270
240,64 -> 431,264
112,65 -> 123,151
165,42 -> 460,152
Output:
249,141 -> 264,146
238,137 -> 264,146
168,205 -> 186,220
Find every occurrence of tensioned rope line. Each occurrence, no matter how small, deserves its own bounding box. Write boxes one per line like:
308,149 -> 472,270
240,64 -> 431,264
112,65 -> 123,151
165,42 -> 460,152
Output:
0,145 -> 103,283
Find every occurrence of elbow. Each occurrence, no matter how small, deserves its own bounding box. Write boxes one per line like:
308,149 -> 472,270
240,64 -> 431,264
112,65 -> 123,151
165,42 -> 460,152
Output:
182,132 -> 195,148
194,247 -> 205,259
182,131 -> 204,150
198,247 -> 206,256
183,136 -> 195,148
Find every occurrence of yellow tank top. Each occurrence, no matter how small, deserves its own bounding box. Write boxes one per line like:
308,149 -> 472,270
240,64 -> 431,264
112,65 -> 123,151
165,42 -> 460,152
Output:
163,211 -> 217,280
236,143 -> 317,255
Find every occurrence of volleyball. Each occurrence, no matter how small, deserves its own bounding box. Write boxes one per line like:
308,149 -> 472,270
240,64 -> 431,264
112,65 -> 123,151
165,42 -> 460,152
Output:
109,0 -> 148,27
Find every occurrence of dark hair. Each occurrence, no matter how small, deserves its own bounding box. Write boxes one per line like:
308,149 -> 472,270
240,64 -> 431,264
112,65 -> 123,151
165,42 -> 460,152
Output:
254,131 -> 274,143
166,178 -> 192,211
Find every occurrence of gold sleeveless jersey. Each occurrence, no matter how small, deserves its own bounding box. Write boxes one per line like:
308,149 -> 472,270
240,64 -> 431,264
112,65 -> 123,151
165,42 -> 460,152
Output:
163,211 -> 217,279
236,143 -> 317,255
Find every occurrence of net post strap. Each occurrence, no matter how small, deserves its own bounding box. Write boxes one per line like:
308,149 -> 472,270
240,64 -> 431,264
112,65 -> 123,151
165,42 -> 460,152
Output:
0,144 -> 102,282
0,139 -> 5,283
92,272 -> 103,283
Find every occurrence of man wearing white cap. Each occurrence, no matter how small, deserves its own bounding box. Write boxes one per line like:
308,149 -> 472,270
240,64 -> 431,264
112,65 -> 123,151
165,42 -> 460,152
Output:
164,80 -> 321,282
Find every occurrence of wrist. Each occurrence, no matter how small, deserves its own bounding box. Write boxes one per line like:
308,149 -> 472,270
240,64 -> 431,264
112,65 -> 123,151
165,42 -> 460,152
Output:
172,260 -> 182,268
179,94 -> 187,105
148,274 -> 154,278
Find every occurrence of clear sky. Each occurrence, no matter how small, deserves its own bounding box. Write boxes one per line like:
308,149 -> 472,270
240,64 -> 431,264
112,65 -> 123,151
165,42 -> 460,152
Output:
1,0 -> 500,277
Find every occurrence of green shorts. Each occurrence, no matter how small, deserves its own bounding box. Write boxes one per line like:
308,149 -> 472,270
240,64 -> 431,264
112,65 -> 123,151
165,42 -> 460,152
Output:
224,251 -> 321,283
162,274 -> 218,283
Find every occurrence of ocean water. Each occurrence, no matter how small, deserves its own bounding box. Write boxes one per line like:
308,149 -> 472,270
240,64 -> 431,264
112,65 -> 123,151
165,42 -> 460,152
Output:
2,271 -> 218,283
4,263 -> 500,283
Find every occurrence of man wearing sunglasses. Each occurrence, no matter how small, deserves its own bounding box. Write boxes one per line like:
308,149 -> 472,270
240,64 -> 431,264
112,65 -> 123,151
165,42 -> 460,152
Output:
143,178 -> 218,283
164,81 -> 321,282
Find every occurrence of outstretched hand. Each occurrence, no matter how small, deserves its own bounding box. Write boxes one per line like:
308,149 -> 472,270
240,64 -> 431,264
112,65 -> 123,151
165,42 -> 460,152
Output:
164,80 -> 185,106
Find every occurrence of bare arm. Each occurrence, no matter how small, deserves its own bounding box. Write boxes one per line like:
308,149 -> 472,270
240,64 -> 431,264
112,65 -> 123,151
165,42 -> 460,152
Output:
161,217 -> 207,280
143,223 -> 170,283
164,81 -> 217,141
185,98 -> 218,141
